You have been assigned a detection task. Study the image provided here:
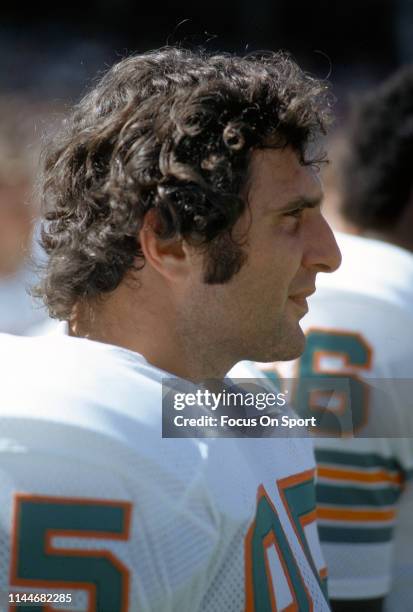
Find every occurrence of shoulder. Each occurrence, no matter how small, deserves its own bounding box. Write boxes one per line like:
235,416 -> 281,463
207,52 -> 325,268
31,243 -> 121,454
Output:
0,334 -> 209,473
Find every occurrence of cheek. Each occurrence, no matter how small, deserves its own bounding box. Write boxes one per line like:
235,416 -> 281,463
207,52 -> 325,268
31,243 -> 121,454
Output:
237,226 -> 304,302
259,243 -> 302,293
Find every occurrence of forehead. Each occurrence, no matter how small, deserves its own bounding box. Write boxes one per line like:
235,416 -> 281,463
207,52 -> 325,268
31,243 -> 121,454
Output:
247,147 -> 323,212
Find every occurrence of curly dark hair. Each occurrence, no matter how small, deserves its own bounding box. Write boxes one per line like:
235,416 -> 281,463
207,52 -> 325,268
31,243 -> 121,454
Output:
341,66 -> 413,230
35,46 -> 332,320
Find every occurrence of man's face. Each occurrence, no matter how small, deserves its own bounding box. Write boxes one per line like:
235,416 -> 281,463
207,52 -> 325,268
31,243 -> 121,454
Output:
181,147 -> 341,369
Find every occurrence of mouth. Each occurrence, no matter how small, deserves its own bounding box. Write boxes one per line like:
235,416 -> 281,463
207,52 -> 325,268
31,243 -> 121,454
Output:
288,296 -> 309,314
288,289 -> 316,314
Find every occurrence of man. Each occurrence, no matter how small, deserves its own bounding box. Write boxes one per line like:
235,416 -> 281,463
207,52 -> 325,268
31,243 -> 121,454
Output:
267,67 -> 413,611
0,48 -> 340,610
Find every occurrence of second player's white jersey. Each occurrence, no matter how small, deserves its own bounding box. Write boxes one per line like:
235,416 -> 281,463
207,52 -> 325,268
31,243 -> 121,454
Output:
261,232 -> 413,605
0,333 -> 329,611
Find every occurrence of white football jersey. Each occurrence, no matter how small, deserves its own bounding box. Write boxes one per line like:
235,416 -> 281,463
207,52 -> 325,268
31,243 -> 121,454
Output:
0,333 -> 329,611
261,233 -> 413,606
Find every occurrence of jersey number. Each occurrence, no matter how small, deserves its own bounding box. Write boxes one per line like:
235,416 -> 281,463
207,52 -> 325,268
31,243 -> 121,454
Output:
9,494 -> 131,612
295,328 -> 372,435
245,470 -> 328,611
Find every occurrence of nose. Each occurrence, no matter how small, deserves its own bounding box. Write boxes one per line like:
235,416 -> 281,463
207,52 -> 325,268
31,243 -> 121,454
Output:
302,213 -> 342,273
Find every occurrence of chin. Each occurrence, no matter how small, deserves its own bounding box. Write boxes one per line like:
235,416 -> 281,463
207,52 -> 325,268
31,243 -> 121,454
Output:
253,325 -> 305,364
274,325 -> 306,362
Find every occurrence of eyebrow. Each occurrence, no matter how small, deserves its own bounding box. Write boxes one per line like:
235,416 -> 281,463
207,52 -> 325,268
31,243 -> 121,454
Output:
275,194 -> 323,214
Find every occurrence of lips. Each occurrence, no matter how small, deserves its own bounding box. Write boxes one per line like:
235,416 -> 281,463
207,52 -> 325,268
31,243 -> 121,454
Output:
289,288 -> 316,301
288,288 -> 316,313
288,296 -> 309,312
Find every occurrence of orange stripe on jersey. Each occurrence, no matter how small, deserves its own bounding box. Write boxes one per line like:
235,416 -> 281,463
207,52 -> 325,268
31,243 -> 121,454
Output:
278,469 -> 316,491
300,509 -> 318,528
317,506 -> 396,523
318,466 -> 403,486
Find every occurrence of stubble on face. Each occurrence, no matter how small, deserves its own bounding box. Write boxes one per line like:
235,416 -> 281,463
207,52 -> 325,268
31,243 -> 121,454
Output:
176,147 -> 325,376
223,147 -> 322,363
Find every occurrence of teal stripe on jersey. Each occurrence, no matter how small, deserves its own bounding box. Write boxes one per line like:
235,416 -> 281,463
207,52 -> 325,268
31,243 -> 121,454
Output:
315,449 -> 401,472
316,484 -> 401,507
319,525 -> 394,544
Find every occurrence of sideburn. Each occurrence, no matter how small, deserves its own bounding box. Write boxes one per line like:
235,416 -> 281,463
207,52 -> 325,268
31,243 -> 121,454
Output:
202,232 -> 248,284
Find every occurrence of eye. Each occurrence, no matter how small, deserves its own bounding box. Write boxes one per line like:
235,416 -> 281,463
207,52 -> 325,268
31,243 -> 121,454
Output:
285,207 -> 304,219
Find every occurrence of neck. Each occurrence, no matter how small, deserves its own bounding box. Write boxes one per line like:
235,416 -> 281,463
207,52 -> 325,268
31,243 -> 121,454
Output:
69,282 -> 231,382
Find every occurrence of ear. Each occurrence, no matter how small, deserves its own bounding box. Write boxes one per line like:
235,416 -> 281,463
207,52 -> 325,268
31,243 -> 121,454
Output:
139,209 -> 191,282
